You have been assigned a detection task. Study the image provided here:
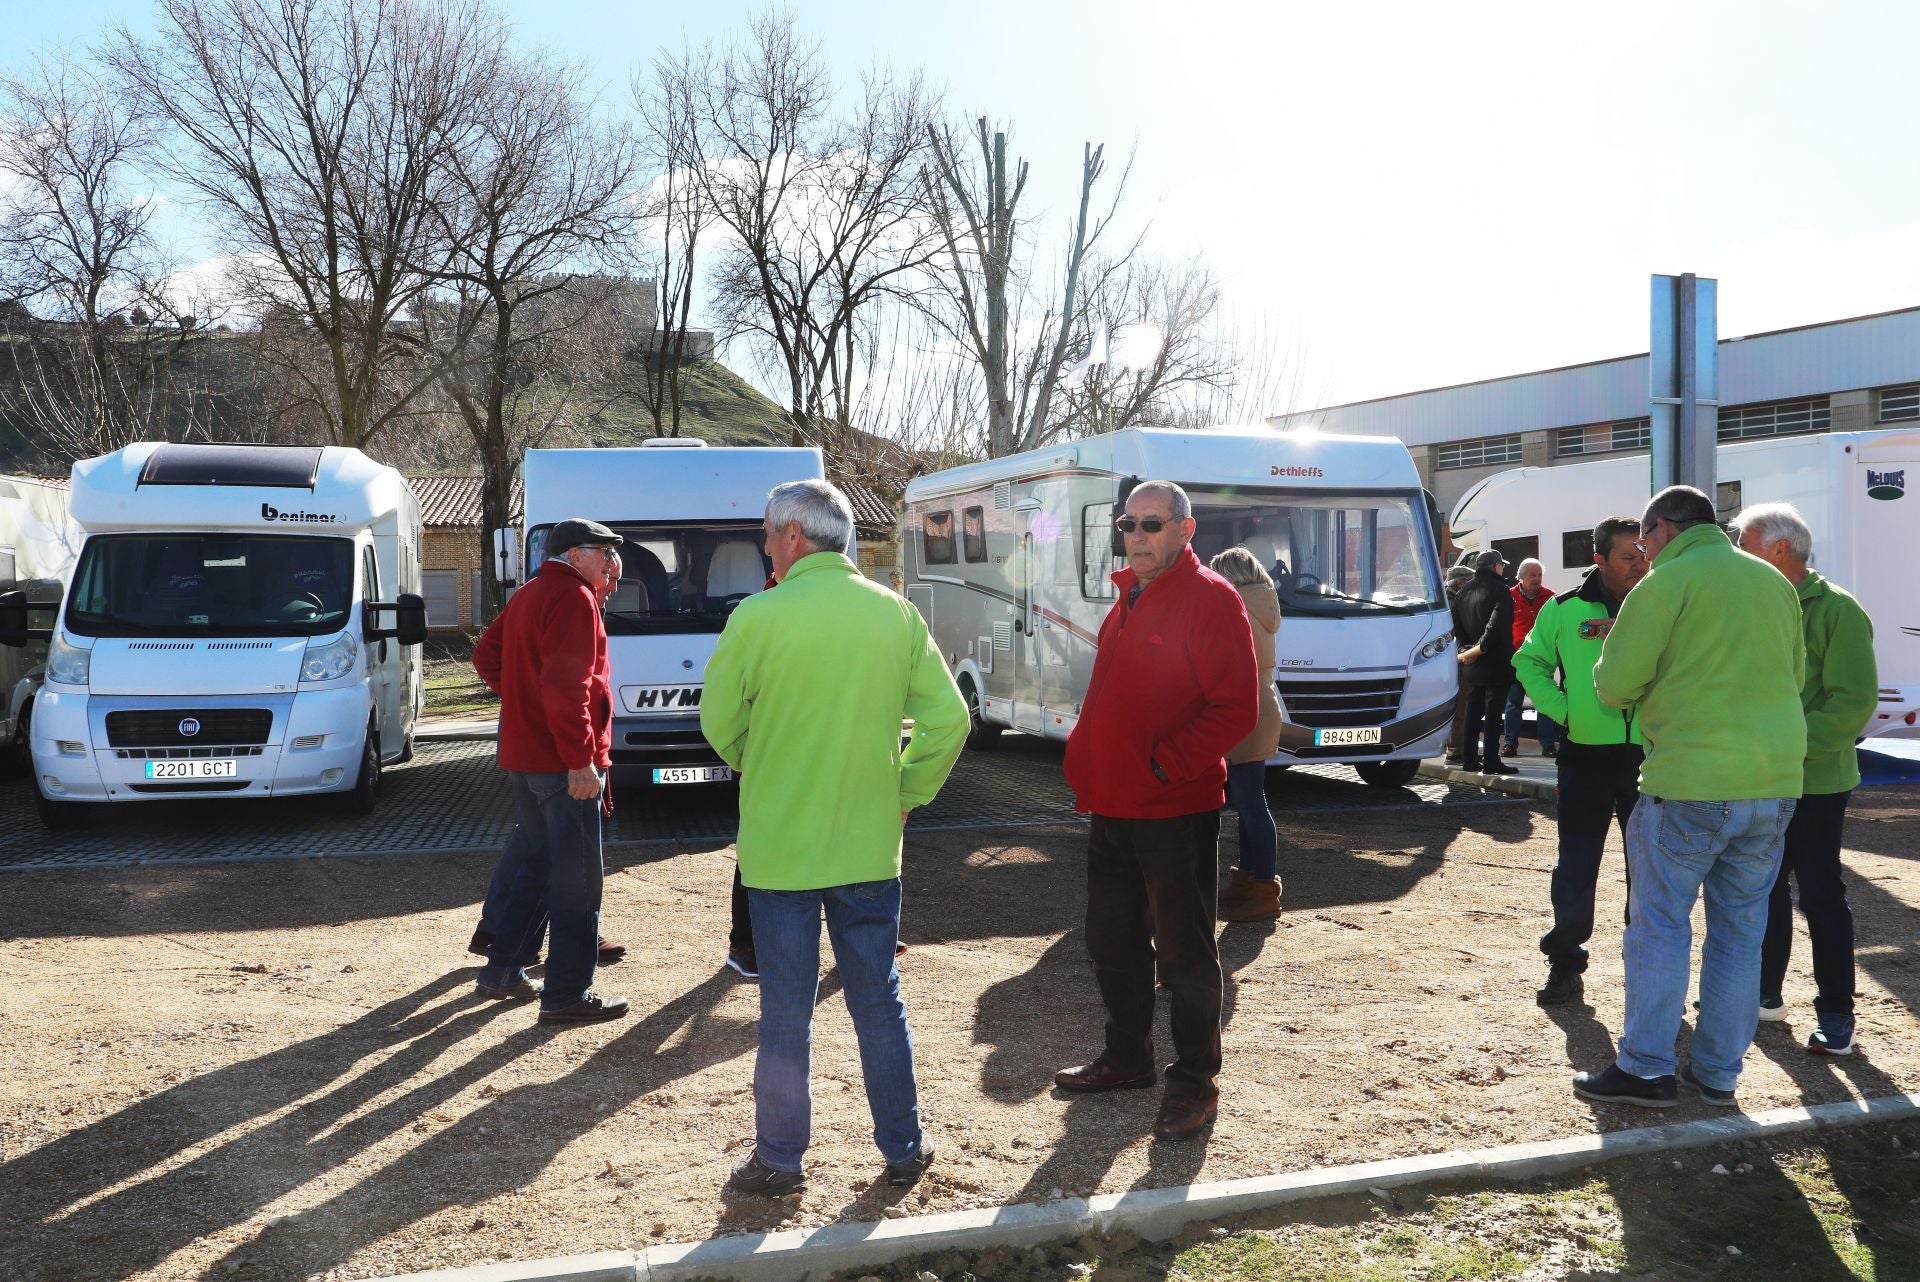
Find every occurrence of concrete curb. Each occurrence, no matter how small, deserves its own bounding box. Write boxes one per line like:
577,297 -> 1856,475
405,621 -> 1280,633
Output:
1417,758 -> 1556,801
375,1091 -> 1920,1282
417,719 -> 500,742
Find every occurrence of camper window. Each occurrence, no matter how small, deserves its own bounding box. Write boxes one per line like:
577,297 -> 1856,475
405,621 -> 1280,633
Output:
1562,529 -> 1594,568
65,534 -> 355,638
1080,502 -> 1118,600
962,507 -> 987,563
922,510 -> 956,565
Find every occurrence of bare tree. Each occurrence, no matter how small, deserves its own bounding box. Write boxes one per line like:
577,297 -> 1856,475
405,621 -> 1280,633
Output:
1055,255 -> 1233,434
923,116 -> 1134,457
632,53 -> 711,439
0,54 -> 214,461
112,0 -> 502,451
400,46 -> 638,617
677,12 -> 942,469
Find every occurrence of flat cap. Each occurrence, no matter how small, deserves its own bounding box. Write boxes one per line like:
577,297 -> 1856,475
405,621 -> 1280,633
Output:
547,517 -> 622,558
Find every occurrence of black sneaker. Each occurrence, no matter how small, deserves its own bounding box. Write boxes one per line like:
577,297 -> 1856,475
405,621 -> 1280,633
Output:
468,926 -> 495,957
1573,1063 -> 1677,1108
1484,761 -> 1521,776
727,1150 -> 806,1195
1808,1021 -> 1856,1057
726,951 -> 759,979
1536,967 -> 1583,1007
538,992 -> 631,1025
1680,1061 -> 1738,1108
885,1145 -> 935,1189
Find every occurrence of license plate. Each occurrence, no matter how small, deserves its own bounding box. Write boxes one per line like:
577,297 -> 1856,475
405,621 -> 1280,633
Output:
144,759 -> 240,780
652,765 -> 734,784
1314,727 -> 1382,747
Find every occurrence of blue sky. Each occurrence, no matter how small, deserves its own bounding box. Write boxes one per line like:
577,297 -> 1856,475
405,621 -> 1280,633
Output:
12,0 -> 1920,413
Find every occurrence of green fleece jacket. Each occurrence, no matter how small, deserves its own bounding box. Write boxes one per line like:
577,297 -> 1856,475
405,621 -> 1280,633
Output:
1592,523 -> 1805,801
1795,569 -> 1877,795
700,551 -> 968,891
1513,567 -> 1643,748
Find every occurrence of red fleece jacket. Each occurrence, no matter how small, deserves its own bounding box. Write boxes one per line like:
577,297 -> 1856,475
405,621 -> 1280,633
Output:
473,559 -> 612,773
1510,583 -> 1549,651
1063,546 -> 1260,819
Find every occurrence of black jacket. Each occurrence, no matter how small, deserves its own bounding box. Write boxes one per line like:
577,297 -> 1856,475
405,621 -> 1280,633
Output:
1453,567 -> 1515,687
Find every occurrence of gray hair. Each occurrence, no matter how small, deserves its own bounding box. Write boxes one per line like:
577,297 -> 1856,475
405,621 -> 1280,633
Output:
766,478 -> 855,554
1643,484 -> 1716,531
1516,557 -> 1544,576
1734,501 -> 1813,562
1128,479 -> 1191,521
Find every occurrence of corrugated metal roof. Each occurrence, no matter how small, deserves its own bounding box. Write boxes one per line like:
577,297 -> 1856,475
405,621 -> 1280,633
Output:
1271,303 -> 1920,444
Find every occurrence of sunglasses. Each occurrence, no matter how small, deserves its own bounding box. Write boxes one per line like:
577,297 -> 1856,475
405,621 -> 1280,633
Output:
1115,516 -> 1171,534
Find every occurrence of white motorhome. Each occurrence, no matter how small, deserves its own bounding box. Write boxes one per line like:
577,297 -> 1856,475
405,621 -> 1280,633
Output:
902,428 -> 1457,786
0,474 -> 83,773
502,440 -> 824,785
1,443 -> 427,826
1447,427 -> 1920,738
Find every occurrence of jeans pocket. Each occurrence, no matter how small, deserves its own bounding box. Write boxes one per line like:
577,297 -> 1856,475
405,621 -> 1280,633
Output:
853,878 -> 895,904
1656,799 -> 1727,859
521,771 -> 570,802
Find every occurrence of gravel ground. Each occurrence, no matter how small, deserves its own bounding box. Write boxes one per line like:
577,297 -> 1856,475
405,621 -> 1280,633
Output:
3,782 -> 1917,1281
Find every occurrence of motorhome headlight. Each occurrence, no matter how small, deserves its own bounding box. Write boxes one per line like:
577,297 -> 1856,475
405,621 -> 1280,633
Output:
299,632 -> 359,684
1414,630 -> 1454,664
46,632 -> 92,686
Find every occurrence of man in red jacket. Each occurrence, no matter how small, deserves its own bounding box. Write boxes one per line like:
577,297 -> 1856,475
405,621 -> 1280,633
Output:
470,517 -> 630,1026
1057,480 -> 1259,1140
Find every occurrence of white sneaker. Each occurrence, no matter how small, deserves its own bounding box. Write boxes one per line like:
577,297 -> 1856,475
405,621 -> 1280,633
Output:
1758,995 -> 1787,1022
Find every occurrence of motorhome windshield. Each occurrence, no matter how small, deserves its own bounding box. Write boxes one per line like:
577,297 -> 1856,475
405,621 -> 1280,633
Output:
64,534 -> 356,638
1186,489 -> 1442,615
529,521 -> 774,635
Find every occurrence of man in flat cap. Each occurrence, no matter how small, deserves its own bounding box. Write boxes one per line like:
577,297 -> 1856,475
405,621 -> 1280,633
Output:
471,517 -> 630,1025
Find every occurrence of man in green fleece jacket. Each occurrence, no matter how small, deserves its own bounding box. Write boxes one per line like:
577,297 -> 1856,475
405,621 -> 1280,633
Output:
1513,516 -> 1647,1007
1573,485 -> 1805,1112
1736,502 -> 1878,1057
702,479 -> 968,1196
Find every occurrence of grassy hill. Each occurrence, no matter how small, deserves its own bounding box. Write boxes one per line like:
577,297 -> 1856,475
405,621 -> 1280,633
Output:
594,354 -> 794,446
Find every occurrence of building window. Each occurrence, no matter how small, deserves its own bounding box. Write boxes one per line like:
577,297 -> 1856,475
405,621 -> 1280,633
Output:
422,569 -> 458,627
1716,398 -> 1829,442
920,510 -> 956,565
1435,434 -> 1524,470
1878,384 -> 1920,423
1554,419 -> 1651,458
961,506 -> 987,563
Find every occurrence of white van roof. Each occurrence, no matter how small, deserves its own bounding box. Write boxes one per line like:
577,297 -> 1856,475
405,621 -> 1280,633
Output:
522,445 -> 825,528
905,427 -> 1422,502
70,443 -> 415,535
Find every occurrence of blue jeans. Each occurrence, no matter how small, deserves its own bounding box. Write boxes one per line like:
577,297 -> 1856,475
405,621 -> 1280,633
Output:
1617,795 -> 1795,1090
1505,684 -> 1559,751
477,770 -> 604,1011
1225,760 -> 1278,881
747,878 -> 922,1173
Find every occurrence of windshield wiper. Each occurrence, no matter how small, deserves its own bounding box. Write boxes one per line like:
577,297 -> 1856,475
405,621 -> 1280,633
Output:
1295,587 -> 1419,615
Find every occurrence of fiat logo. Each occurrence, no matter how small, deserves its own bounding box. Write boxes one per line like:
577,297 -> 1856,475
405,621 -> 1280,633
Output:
178,717 -> 201,738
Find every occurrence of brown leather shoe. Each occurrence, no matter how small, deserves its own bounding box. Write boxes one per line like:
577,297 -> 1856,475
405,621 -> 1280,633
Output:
1054,1057 -> 1157,1094
1218,868 -> 1259,904
1153,1092 -> 1219,1140
597,936 -> 626,963
1222,877 -> 1280,923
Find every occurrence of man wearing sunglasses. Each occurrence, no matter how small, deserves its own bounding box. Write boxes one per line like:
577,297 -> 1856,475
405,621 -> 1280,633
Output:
470,517 -> 630,1027
1574,486 -> 1804,1110
1057,480 -> 1260,1141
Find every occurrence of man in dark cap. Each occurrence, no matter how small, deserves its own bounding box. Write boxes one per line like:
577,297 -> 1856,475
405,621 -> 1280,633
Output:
470,517 -> 630,1025
1453,550 -> 1517,775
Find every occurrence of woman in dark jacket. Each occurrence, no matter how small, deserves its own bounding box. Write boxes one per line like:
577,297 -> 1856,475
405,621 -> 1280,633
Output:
1453,550 -> 1517,775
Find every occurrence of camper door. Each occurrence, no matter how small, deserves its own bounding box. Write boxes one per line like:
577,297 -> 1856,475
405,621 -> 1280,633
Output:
361,543 -> 402,742
1011,499 -> 1075,733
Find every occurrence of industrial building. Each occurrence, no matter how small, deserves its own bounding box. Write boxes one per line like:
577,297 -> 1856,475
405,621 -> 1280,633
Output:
1268,303 -> 1920,512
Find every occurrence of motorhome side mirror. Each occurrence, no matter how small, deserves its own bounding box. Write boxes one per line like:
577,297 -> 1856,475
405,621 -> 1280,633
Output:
490,527 -> 522,587
393,593 -> 428,647
0,590 -> 26,648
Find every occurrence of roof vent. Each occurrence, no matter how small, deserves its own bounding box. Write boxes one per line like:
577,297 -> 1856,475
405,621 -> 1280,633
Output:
138,444 -> 322,489
639,438 -> 709,448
